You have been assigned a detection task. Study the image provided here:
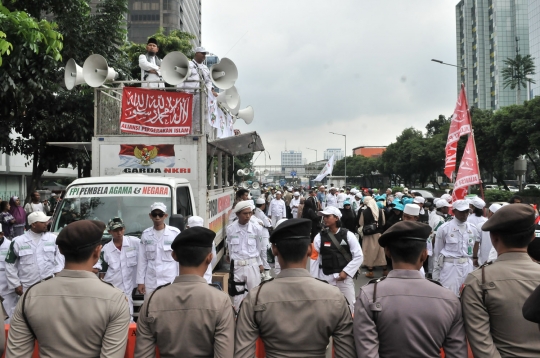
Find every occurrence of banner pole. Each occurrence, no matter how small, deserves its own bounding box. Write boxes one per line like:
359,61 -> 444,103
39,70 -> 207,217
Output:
471,131 -> 485,201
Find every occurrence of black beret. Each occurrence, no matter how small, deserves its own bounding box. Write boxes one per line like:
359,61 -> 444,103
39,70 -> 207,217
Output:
57,220 -> 105,252
527,236 -> 540,261
378,221 -> 432,247
147,37 -> 158,46
171,227 -> 215,250
270,218 -> 311,244
482,204 -> 535,233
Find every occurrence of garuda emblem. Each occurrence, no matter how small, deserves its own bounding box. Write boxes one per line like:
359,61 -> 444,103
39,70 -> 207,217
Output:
134,146 -> 158,166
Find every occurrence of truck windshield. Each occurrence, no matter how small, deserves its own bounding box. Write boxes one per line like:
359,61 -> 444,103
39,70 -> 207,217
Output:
51,183 -> 172,238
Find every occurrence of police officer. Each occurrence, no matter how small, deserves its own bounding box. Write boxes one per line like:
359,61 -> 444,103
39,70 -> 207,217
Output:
226,201 -> 263,311
354,221 -> 467,357
313,206 -> 363,313
433,199 -> 479,296
461,204 -> 540,357
0,224 -> 17,323
6,220 -> 130,357
235,218 -> 356,357
135,227 -> 235,358
5,212 -> 63,295
254,198 -> 272,281
137,203 -> 180,298
138,37 -> 164,88
96,217 -> 140,317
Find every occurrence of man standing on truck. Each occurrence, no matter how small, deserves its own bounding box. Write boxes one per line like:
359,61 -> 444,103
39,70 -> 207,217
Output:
138,37 -> 164,89
5,212 -> 63,296
137,203 -> 180,298
226,201 -> 264,311
96,217 -> 140,318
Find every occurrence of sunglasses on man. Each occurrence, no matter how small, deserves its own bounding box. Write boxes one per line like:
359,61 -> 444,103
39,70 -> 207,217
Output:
151,212 -> 165,218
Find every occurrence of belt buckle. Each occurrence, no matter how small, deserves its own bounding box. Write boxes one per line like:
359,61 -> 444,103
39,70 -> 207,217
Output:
459,258 -> 468,264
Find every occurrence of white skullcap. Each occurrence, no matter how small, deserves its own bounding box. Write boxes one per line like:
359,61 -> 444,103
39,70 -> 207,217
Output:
413,197 -> 425,204
452,200 -> 469,212
276,191 -> 282,195
293,192 -> 300,196
470,197 -> 486,209
403,204 -> 420,216
274,218 -> 288,229
441,194 -> 452,203
187,216 -> 204,227
287,187 -> 292,192
256,198 -> 266,205
355,192 -> 363,198
489,203 -> 502,213
395,192 -> 403,199
234,201 -> 253,213
436,199 -> 452,208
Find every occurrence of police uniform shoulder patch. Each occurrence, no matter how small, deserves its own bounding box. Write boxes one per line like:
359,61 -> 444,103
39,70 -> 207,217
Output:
99,279 -> 114,287
480,260 -> 494,268
314,278 -> 329,284
427,278 -> 443,286
367,276 -> 386,285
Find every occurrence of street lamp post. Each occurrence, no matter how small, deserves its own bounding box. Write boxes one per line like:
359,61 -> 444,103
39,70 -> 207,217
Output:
329,132 -> 346,186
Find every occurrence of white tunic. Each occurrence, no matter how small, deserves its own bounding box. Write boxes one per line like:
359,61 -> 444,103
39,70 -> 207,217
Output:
99,236 -> 140,296
326,194 -> 338,208
176,60 -> 213,94
226,221 -> 263,265
290,197 -> 301,218
138,54 -> 165,88
268,199 -> 286,218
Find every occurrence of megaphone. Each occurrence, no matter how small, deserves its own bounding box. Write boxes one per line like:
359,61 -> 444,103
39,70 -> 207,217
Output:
237,169 -> 245,176
216,86 -> 240,109
254,170 -> 261,176
237,106 -> 254,124
64,58 -> 85,90
240,181 -> 249,189
83,54 -> 118,87
210,58 -> 238,89
242,168 -> 250,176
161,51 -> 191,85
252,182 -> 260,189
263,169 -> 269,176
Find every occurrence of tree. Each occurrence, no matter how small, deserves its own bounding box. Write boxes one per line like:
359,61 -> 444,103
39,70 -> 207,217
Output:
502,54 -> 536,104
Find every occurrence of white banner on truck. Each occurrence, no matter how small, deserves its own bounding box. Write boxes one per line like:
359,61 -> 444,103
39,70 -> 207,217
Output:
65,184 -> 171,198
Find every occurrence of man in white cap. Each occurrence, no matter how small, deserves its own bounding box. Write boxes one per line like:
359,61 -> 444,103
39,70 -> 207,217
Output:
402,204 -> 427,277
226,201 -> 264,311
326,188 -> 338,208
413,196 -> 429,223
185,215 -> 215,283
137,202 -> 180,298
290,192 -> 301,218
428,199 -> 452,277
176,46 -> 218,133
473,204 -> 501,266
254,198 -> 272,281
433,200 -> 479,296
313,206 -> 363,313
5,212 -> 63,296
0,224 -> 17,322
268,191 -> 286,227
468,196 -> 487,229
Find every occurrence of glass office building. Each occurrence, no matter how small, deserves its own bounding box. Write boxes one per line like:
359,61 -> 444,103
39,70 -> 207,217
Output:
324,148 -> 344,161
456,0 -> 530,109
128,0 -> 201,46
529,0 -> 540,98
281,151 -> 303,167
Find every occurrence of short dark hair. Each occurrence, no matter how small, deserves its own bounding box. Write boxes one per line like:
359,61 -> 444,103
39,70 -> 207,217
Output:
497,227 -> 535,249
60,243 -> 100,264
335,218 -> 342,228
472,207 -> 483,217
308,190 -> 314,195
509,195 -> 523,204
31,191 -> 39,198
387,239 -> 426,265
175,246 -> 212,267
236,189 -> 249,199
0,201 -> 8,211
275,238 -> 311,262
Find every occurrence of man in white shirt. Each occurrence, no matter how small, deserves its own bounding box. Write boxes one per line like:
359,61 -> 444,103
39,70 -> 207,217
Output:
336,188 -> 347,209
5,212 -> 62,295
254,199 -> 272,281
97,217 -> 140,317
137,202 -> 180,298
23,191 -> 50,215
290,192 -> 301,218
177,46 -> 218,134
185,215 -> 215,284
138,37 -> 164,88
473,204 -> 500,266
268,191 -> 287,227
0,225 -> 17,322
326,188 -> 338,208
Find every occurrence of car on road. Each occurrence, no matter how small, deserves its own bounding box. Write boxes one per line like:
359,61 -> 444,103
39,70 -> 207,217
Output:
506,186 -> 519,192
525,184 -> 540,190
410,189 -> 434,198
485,184 -> 499,190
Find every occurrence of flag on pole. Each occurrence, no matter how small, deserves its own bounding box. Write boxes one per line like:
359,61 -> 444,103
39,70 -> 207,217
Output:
445,84 -> 472,180
452,134 -> 481,201
314,155 -> 335,182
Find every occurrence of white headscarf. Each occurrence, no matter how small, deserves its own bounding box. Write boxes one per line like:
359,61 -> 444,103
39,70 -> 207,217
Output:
363,196 -> 379,222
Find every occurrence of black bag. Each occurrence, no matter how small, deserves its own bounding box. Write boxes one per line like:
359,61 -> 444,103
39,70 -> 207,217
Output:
363,223 -> 377,235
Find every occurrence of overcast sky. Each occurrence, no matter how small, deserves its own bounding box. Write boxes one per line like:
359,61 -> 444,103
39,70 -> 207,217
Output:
202,0 -> 459,165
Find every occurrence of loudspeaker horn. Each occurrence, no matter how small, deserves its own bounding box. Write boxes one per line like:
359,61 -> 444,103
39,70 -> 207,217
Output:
237,106 -> 254,124
242,168 -> 250,175
210,58 -> 238,89
263,169 -> 270,176
82,54 -> 118,87
237,169 -> 245,177
161,51 -> 191,85
240,181 -> 249,189
216,86 -> 240,109
252,182 -> 260,189
254,169 -> 261,176
64,58 -> 85,90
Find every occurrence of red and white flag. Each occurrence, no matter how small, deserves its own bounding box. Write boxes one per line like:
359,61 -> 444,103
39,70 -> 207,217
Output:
445,84 -> 472,179
452,135 -> 480,201
118,145 -> 175,168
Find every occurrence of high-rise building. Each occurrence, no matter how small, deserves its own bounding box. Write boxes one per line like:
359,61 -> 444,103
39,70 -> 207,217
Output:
529,0 -> 540,98
324,148 -> 344,161
281,151 -> 303,167
456,0 -> 530,109
128,0 -> 201,46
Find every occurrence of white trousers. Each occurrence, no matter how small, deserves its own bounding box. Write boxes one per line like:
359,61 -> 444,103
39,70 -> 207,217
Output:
260,236 -> 271,270
271,215 -> 284,228
232,263 -> 261,312
2,292 -> 18,324
434,260 -> 473,296
335,276 -> 356,314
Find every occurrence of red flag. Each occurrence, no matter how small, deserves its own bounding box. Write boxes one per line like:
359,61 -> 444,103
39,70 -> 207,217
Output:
452,135 -> 480,201
445,84 -> 472,179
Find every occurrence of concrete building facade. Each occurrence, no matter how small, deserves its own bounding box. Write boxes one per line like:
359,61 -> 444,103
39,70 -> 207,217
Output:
324,148 -> 344,161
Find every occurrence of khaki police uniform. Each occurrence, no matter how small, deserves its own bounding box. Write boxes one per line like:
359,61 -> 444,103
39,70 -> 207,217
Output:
461,252 -> 540,357
135,275 -> 235,358
235,268 -> 356,358
6,270 -> 130,357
